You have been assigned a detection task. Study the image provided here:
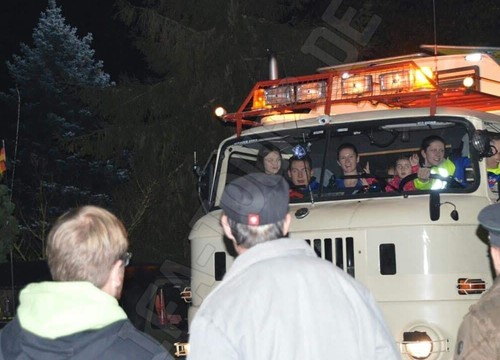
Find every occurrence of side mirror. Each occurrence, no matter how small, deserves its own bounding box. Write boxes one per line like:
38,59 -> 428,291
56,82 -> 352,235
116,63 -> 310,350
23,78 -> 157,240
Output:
195,150 -> 217,214
471,130 -> 497,159
430,191 -> 440,221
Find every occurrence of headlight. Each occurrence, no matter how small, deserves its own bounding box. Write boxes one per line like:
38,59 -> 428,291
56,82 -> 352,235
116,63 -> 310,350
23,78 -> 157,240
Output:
400,325 -> 448,360
404,331 -> 433,359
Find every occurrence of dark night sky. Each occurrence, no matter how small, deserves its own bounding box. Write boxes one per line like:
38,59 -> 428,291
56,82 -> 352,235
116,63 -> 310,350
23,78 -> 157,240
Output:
0,0 -> 146,90
1,0 -> 498,91
1,0 -> 498,126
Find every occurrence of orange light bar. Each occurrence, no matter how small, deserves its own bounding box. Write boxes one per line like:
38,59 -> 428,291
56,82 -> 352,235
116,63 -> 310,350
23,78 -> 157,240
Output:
252,89 -> 267,109
457,278 -> 486,295
413,66 -> 434,90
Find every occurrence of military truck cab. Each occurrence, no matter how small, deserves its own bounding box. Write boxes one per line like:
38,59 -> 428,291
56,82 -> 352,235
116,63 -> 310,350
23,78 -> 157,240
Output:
177,47 -> 500,360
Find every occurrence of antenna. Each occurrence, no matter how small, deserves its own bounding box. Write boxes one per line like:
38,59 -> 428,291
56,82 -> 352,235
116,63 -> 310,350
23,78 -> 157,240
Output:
432,0 -> 438,56
267,49 -> 278,80
431,0 -> 439,115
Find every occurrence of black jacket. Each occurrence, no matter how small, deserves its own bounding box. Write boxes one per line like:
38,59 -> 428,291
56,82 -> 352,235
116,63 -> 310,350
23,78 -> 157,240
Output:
0,318 -> 173,360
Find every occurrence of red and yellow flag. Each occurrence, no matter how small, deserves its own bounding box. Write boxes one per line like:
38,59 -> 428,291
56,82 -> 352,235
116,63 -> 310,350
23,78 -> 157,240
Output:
0,147 -> 6,175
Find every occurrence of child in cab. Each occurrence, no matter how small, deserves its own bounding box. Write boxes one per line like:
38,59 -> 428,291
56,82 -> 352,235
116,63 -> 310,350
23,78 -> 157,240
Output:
385,154 -> 419,192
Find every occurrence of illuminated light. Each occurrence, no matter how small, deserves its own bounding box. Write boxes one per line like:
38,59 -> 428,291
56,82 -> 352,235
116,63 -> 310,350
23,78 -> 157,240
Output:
265,85 -> 294,105
400,325 -> 448,359
174,342 -> 190,356
465,53 -> 482,62
463,76 -> 474,88
214,106 -> 227,117
292,144 -> 307,159
252,88 -> 267,109
296,81 -> 326,102
341,72 -> 350,79
180,287 -> 192,303
261,113 -> 316,125
247,213 -> 260,226
413,66 -> 434,89
403,331 -> 433,359
380,70 -> 411,91
457,278 -> 486,295
341,75 -> 373,95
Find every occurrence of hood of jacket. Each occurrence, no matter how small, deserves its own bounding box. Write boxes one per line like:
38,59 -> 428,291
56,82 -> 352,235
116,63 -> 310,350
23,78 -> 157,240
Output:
17,281 -> 127,339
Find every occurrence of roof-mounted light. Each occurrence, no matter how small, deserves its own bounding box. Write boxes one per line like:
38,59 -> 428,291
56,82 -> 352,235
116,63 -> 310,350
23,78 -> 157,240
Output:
296,81 -> 326,102
341,75 -> 373,95
463,76 -> 474,88
252,81 -> 327,110
252,86 -> 293,109
265,85 -> 294,105
465,53 -> 482,62
413,66 -> 434,89
252,89 -> 268,109
380,70 -> 411,91
214,106 -> 227,117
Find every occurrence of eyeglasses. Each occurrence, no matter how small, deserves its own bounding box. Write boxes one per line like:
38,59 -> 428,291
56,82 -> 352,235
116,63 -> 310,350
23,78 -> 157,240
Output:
120,252 -> 132,267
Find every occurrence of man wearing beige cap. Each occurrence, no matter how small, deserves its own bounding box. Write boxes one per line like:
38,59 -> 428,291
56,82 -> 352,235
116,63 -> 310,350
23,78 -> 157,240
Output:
187,173 -> 399,359
455,203 -> 500,359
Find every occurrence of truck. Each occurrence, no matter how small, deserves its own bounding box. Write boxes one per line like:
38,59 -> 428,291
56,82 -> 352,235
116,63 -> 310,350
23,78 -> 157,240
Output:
175,45 -> 500,359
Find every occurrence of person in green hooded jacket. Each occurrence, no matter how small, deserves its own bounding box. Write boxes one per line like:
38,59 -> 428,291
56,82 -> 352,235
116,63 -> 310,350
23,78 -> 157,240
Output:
0,206 -> 172,360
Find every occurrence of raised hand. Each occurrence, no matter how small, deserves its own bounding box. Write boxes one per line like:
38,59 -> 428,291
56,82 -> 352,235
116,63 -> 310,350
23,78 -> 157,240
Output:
410,154 -> 419,167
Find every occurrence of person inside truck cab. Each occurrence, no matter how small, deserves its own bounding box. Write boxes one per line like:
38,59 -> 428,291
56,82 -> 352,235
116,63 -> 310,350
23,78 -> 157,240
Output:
486,136 -> 500,190
414,135 -> 470,190
385,154 -> 419,192
256,144 -> 283,175
332,143 -> 374,191
287,155 -> 319,199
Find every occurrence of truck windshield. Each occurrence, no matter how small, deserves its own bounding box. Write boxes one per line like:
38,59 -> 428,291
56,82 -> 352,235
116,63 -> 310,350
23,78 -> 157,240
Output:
217,115 -> 477,204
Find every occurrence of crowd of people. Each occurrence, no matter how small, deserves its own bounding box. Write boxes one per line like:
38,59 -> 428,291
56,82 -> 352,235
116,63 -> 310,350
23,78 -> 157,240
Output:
256,134 -> 500,199
1,135 -> 500,359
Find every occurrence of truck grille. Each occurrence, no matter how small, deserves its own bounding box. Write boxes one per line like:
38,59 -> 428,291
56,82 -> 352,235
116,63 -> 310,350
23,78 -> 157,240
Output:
305,237 -> 355,278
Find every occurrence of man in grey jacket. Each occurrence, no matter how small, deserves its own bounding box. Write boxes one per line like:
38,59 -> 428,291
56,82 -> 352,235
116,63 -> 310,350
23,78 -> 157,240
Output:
0,206 -> 172,360
188,173 -> 400,359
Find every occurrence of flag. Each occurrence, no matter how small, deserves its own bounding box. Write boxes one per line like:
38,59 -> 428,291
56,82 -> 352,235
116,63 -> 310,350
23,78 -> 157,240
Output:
0,147 -> 6,175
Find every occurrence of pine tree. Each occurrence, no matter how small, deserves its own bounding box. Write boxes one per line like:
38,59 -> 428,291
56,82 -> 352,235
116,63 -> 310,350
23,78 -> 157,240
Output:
3,0 -> 118,260
7,0 -> 112,140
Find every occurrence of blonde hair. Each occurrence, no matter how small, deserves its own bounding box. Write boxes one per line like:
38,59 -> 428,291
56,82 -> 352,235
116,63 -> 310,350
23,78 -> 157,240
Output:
46,206 -> 128,288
